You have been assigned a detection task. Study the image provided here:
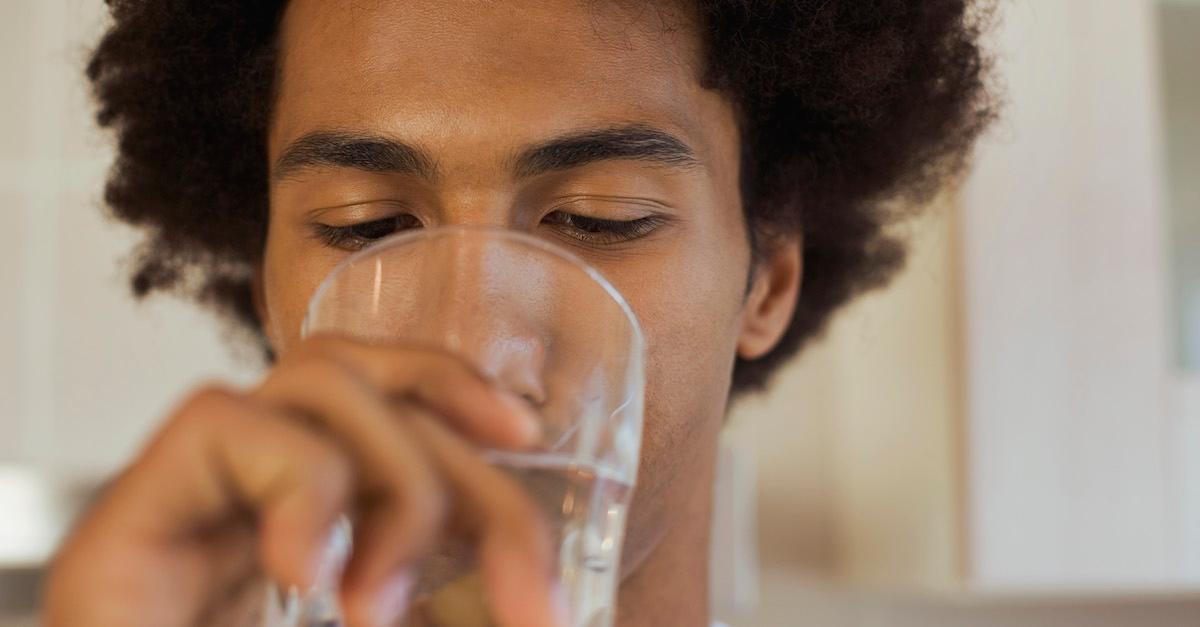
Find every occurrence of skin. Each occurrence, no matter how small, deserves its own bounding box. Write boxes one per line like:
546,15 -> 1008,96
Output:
44,1 -> 801,626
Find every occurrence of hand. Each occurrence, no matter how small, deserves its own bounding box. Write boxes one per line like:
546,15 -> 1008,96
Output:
43,335 -> 565,627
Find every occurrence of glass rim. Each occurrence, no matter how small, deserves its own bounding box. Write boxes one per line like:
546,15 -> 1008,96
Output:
300,224 -> 645,355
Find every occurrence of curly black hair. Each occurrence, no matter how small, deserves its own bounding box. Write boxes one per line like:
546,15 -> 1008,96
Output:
86,0 -> 994,394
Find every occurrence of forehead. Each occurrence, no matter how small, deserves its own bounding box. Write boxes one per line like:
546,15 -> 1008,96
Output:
270,0 -> 717,158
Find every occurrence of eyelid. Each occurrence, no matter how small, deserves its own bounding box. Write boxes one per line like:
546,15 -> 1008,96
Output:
540,211 -> 670,248
304,200 -> 415,225
309,213 -> 422,251
546,195 -> 671,220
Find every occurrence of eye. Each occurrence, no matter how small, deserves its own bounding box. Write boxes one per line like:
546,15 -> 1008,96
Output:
312,214 -> 422,251
541,211 -> 665,245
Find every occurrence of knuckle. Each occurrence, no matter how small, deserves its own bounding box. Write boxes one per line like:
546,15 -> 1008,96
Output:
173,383 -> 241,429
412,480 -> 449,524
180,382 -> 238,413
408,495 -> 448,543
392,470 -> 447,536
147,383 -> 243,461
298,442 -> 354,505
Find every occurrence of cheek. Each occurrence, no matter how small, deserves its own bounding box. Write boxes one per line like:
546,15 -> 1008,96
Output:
602,216 -> 749,568
641,213 -> 749,409
607,217 -> 750,447
261,227 -> 339,353
641,269 -> 742,428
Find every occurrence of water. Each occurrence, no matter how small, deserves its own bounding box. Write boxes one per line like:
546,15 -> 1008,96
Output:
293,454 -> 633,627
404,453 -> 633,627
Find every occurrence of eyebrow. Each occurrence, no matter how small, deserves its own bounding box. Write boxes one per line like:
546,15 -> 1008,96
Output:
512,124 -> 700,177
272,124 -> 699,182
273,130 -> 439,181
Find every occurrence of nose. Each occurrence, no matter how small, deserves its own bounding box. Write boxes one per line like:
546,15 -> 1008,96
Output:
405,232 -> 551,406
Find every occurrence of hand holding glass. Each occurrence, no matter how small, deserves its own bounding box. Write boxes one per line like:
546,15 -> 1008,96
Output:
275,227 -> 644,627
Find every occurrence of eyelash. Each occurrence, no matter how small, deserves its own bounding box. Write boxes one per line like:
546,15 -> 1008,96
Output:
542,211 -> 664,245
313,211 -> 665,251
311,214 -> 423,250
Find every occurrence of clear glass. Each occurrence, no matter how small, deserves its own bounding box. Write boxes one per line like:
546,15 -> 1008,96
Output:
278,226 -> 644,627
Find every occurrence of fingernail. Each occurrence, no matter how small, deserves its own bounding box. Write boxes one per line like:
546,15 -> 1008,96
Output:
308,520 -> 346,591
372,570 -> 414,626
499,391 -> 543,446
279,585 -> 301,621
307,530 -> 334,591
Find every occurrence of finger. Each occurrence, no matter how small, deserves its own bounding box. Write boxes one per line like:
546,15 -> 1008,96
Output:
292,335 -> 542,448
252,356 -> 447,613
406,409 -> 564,627
150,386 -> 355,590
46,385 -> 355,627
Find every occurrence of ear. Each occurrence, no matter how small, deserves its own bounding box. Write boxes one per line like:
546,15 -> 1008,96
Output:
737,235 -> 802,360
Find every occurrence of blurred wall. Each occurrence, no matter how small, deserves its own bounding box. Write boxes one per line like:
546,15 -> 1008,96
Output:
962,0 -> 1174,586
0,0 -> 254,479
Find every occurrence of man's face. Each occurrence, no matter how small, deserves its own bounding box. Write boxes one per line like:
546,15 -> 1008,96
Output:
260,0 -> 751,574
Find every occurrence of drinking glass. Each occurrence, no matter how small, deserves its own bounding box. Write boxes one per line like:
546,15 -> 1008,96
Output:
276,226 -> 645,627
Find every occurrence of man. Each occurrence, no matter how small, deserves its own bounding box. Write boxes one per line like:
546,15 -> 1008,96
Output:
45,1 -> 992,625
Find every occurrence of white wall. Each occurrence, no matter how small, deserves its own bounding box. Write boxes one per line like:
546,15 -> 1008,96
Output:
0,0 -> 255,480
962,0 -> 1175,587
